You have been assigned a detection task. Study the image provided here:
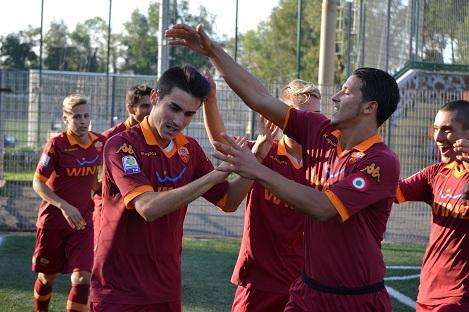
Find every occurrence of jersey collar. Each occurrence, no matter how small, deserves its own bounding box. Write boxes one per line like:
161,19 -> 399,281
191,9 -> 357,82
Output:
444,161 -> 468,178
124,117 -> 134,129
66,130 -> 98,149
331,130 -> 382,156
277,136 -> 302,169
140,116 -> 188,148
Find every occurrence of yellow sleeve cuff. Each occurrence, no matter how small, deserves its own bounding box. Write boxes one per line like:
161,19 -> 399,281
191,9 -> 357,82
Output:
324,189 -> 350,222
123,185 -> 154,209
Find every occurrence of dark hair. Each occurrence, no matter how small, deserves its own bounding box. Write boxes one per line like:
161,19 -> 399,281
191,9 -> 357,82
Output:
439,100 -> 469,130
156,65 -> 211,103
126,84 -> 153,106
352,67 -> 400,127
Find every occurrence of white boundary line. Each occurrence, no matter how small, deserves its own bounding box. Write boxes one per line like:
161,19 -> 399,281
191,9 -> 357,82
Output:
385,274 -> 420,281
386,286 -> 417,309
386,265 -> 420,270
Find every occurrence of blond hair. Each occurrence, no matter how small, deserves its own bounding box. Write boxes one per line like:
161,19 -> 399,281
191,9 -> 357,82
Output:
280,79 -> 321,102
62,94 -> 88,115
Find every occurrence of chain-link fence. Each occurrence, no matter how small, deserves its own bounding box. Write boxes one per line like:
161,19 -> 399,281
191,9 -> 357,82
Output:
0,68 -> 275,237
0,68 -> 467,243
338,0 -> 469,77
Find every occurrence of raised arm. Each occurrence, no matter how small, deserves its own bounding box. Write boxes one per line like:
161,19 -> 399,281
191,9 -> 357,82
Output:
166,24 -> 289,128
202,70 -> 228,146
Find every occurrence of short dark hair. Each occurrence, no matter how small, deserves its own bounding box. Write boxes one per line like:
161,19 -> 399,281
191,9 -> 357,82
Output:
353,67 -> 400,127
439,100 -> 469,130
126,84 -> 153,106
156,65 -> 211,103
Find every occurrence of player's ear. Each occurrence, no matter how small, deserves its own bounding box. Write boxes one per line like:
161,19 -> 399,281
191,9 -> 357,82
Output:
363,100 -> 378,116
150,89 -> 159,106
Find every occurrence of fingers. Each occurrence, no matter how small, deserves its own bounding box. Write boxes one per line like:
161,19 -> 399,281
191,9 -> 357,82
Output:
234,136 -> 248,148
213,150 -> 234,163
213,140 -> 238,157
166,39 -> 189,46
196,24 -> 210,41
166,23 -> 196,34
454,139 -> 469,152
220,133 -> 245,151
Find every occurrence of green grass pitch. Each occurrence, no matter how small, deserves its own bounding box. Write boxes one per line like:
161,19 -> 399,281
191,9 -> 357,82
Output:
0,234 -> 424,311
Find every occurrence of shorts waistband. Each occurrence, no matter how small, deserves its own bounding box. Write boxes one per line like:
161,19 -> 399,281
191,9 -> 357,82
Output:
301,272 -> 385,296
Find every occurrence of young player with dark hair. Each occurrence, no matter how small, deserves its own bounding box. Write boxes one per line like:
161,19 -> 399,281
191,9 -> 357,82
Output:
93,84 -> 153,245
90,65 -> 251,312
166,24 -> 400,311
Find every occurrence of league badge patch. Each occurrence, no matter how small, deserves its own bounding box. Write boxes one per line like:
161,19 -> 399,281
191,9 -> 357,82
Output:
39,153 -> 51,167
122,155 -> 140,174
352,177 -> 366,190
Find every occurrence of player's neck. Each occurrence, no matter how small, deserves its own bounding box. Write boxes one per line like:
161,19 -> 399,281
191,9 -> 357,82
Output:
149,122 -> 171,148
67,129 -> 90,144
283,136 -> 302,161
338,123 -> 378,151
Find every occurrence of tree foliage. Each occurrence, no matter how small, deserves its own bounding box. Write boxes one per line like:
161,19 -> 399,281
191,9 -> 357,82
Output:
237,0 -> 322,84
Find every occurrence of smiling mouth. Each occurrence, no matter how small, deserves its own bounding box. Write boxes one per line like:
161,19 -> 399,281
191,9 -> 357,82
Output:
438,145 -> 452,155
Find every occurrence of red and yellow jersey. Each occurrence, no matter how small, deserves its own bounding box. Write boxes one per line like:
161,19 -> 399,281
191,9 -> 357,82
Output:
231,137 -> 306,294
283,108 -> 400,288
91,117 -> 228,305
397,163 -> 468,305
94,118 -> 134,214
34,131 -> 105,229
101,117 -> 133,141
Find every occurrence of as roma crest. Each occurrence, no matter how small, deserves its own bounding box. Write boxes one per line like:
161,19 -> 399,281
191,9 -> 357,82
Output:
94,141 -> 103,153
178,146 -> 190,163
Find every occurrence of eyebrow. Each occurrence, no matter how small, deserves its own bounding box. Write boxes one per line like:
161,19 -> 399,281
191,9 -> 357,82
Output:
170,102 -> 197,115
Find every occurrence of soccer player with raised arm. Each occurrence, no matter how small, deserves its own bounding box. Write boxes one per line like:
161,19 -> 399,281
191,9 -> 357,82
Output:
90,65 -> 251,312
94,84 -> 152,244
203,72 -> 321,312
395,100 -> 469,311
166,24 -> 400,311
32,95 -> 105,312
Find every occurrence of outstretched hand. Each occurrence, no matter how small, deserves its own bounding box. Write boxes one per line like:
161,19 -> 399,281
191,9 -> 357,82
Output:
454,139 -> 469,164
213,133 -> 263,180
165,24 -> 215,57
252,116 -> 279,161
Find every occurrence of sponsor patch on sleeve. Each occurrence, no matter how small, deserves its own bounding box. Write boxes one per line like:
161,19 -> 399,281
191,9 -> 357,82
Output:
39,153 -> 51,167
360,163 -> 381,182
122,155 -> 141,174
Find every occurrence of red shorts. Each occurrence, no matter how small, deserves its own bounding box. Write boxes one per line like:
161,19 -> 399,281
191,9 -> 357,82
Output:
90,301 -> 181,312
417,298 -> 469,312
284,277 -> 391,312
231,284 -> 289,312
32,226 -> 93,274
